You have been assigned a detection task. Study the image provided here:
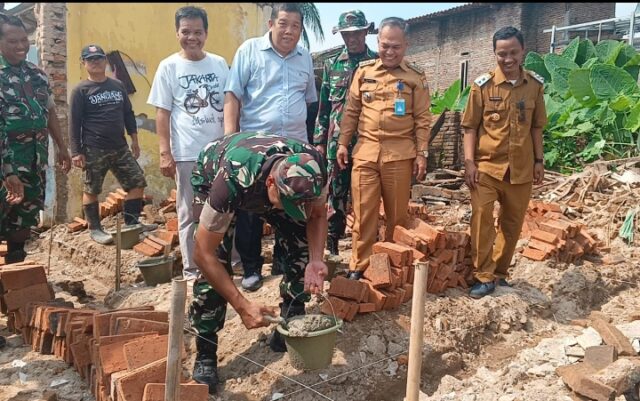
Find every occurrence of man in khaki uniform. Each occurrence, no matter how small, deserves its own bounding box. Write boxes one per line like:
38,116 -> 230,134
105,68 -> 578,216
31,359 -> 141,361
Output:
338,17 -> 431,279
461,26 -> 547,299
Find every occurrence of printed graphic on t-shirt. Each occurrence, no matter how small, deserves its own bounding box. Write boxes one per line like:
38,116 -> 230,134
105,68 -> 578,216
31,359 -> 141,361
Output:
179,73 -> 223,118
89,90 -> 124,105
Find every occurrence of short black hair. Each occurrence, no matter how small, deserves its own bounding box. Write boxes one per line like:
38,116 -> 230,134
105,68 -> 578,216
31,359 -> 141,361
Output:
493,26 -> 524,51
0,14 -> 27,39
379,17 -> 409,35
175,6 -> 208,32
270,3 -> 304,26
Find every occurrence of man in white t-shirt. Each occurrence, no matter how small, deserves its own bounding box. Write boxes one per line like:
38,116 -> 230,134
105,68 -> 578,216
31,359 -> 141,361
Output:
147,6 -> 228,284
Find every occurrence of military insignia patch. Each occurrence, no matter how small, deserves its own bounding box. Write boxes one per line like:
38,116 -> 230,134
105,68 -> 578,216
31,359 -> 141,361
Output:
527,70 -> 545,84
474,73 -> 493,87
358,59 -> 376,67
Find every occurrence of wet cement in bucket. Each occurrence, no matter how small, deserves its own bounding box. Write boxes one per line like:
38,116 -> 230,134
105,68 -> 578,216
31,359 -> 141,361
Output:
286,314 -> 335,337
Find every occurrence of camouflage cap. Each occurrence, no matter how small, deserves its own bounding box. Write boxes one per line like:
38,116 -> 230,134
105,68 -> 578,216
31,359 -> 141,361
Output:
332,10 -> 375,35
273,153 -> 324,221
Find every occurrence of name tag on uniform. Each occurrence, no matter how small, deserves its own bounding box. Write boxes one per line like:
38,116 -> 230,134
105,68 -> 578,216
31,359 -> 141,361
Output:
394,98 -> 406,116
363,78 -> 377,83
489,96 -> 502,101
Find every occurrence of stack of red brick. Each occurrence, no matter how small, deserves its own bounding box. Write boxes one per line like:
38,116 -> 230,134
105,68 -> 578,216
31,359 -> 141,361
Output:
0,264 -> 207,401
322,217 -> 473,321
520,201 -> 598,262
345,200 -> 432,237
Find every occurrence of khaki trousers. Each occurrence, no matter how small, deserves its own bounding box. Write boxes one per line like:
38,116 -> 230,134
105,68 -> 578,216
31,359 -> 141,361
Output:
470,172 -> 532,282
350,157 -> 413,271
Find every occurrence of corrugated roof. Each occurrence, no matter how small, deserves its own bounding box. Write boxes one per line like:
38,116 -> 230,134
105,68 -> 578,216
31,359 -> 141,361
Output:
407,3 -> 490,25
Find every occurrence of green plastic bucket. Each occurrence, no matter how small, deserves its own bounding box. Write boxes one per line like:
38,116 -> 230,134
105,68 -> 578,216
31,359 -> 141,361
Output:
109,225 -> 142,249
276,314 -> 343,371
136,255 -> 174,286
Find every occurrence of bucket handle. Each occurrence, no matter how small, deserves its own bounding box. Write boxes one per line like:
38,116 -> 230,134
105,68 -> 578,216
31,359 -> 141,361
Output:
284,290 -> 339,327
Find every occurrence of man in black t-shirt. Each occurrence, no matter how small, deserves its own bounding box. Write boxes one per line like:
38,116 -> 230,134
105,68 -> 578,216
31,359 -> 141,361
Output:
69,44 -> 156,245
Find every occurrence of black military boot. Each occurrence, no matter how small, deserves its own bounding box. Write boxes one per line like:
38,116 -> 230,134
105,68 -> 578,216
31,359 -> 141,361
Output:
5,240 -> 27,264
269,301 -> 305,353
0,335 -> 6,349
83,202 -> 113,245
123,198 -> 158,232
327,235 -> 339,256
192,334 -> 219,394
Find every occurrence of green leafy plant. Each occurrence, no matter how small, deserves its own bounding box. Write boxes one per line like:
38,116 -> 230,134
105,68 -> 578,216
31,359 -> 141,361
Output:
430,79 -> 471,114
524,37 -> 640,172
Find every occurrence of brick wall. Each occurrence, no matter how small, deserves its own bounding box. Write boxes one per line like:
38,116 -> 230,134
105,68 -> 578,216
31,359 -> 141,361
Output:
407,3 -> 615,92
35,3 -> 68,223
427,111 -> 463,171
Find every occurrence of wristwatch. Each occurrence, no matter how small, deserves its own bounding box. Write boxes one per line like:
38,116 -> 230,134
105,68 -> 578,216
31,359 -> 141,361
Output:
534,158 -> 544,164
419,150 -> 429,158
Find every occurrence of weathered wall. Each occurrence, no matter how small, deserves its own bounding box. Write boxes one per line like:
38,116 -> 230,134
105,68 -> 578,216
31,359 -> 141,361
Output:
62,3 -> 270,220
427,112 -> 463,171
407,3 -> 615,93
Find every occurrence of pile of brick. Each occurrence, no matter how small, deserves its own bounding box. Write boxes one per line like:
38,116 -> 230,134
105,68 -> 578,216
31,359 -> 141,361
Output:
322,217 -> 473,321
132,230 -> 178,257
520,201 -> 598,262
345,200 -> 432,237
0,265 -> 208,400
557,314 -> 640,400
0,241 -> 8,266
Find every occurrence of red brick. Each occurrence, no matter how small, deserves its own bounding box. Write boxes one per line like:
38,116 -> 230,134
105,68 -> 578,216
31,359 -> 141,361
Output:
114,358 -> 175,401
556,362 -> 615,401
116,188 -> 128,197
393,288 -> 406,308
114,318 -> 169,336
530,229 -> 559,245
122,334 -> 181,370
402,283 -> 413,302
584,345 -> 617,371
142,383 -> 209,401
2,282 -> 53,312
433,249 -> 455,265
321,296 -> 358,321
133,242 -> 162,257
108,311 -> 168,335
400,265 -> 409,285
360,280 -> 387,311
358,303 -> 376,314
165,218 -> 178,232
99,334 -> 157,382
328,276 -> 369,302
392,225 -> 426,252
522,247 -> 547,261
146,234 -> 171,249
372,242 -> 412,267
412,248 -> 426,263
528,238 -> 557,255
73,217 -> 88,227
590,318 -> 637,356
364,253 -> 393,288
154,230 -> 178,246
0,265 -> 47,292
539,220 -> 570,240
380,290 -> 398,310
406,218 -> 446,252
67,222 -> 85,233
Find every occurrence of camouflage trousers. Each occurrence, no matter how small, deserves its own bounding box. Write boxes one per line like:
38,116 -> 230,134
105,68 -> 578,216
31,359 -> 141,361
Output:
83,145 -> 147,195
3,130 -> 48,237
327,158 -> 352,239
189,208 -> 310,336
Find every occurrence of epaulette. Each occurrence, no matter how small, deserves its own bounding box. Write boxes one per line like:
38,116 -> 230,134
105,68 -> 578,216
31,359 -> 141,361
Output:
526,70 -> 545,85
474,72 -> 493,87
407,62 -> 423,75
358,59 -> 376,68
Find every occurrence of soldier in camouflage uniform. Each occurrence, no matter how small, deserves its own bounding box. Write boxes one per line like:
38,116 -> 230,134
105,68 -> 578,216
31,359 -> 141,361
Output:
314,10 -> 378,256
0,15 -> 70,262
189,131 -> 328,394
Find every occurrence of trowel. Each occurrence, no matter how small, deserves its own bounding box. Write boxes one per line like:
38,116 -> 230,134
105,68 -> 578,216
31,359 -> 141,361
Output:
263,314 -> 288,329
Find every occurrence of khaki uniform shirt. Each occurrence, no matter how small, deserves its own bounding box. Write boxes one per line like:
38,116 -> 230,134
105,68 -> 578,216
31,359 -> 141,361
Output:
338,58 -> 431,163
461,66 -> 547,184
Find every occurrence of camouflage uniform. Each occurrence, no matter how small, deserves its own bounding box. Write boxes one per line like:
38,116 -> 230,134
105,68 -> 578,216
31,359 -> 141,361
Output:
314,11 -> 377,245
189,132 -> 327,336
0,54 -> 52,239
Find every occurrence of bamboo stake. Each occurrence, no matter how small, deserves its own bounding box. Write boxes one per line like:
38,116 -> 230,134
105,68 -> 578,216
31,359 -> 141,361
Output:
115,214 -> 121,292
405,261 -> 428,401
165,278 -> 187,401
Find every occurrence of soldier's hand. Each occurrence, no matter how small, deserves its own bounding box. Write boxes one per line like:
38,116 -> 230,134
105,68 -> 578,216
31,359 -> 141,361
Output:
534,162 -> 545,185
58,149 -> 72,174
131,142 -> 141,159
314,144 -> 326,158
72,154 -> 86,169
4,175 -> 24,205
414,155 -> 427,182
336,145 -> 349,170
464,160 -> 479,191
238,302 -> 278,330
160,151 -> 176,179
304,260 -> 327,295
